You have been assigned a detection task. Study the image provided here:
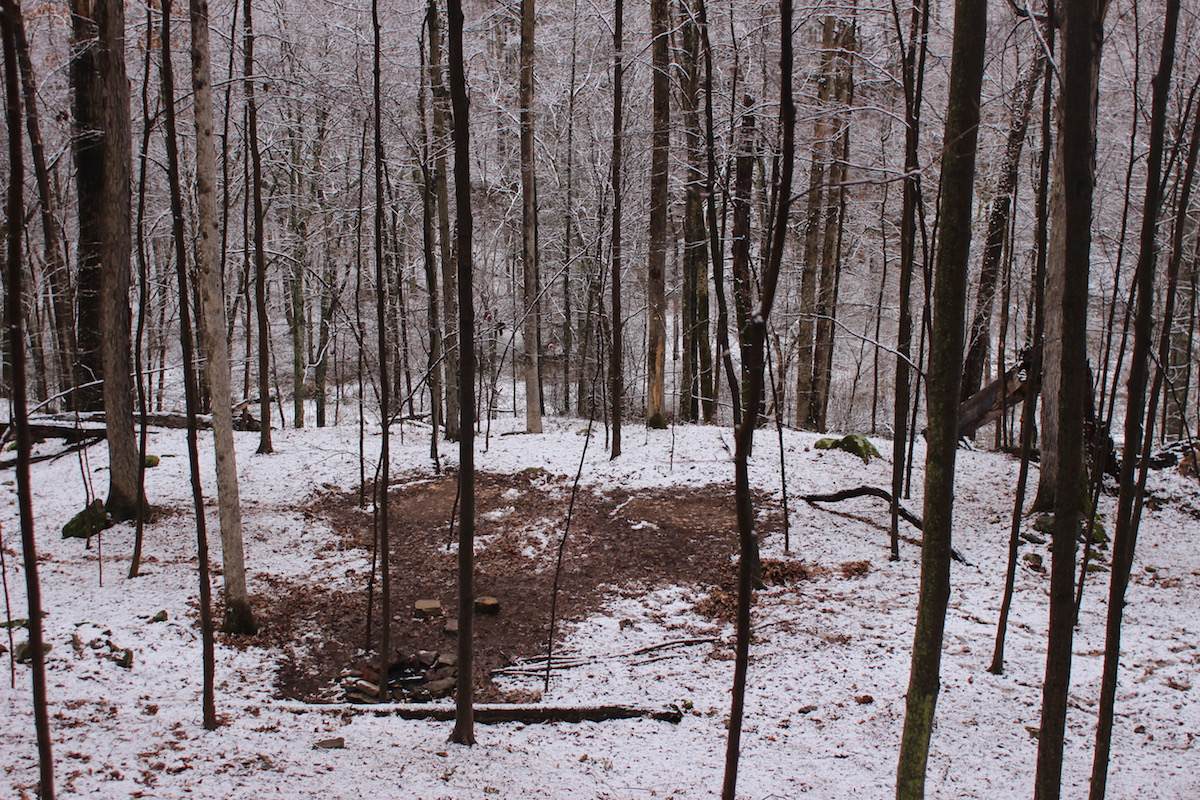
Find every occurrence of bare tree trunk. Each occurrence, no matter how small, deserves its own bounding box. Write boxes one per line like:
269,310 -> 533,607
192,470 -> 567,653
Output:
700,0 -> 738,425
418,26 -> 443,461
961,55 -> 1043,403
13,5 -> 74,400
429,0 -> 460,441
646,0 -> 670,429
678,0 -> 710,423
1037,0 -> 1112,509
1089,5 -> 1185,794
795,16 -> 837,428
894,0 -> 987,793
369,0 -> 393,703
190,0 -> 256,635
244,0 -> 272,454
990,17 -> 1054,675
1,3 -> 55,790
160,0 -> 219,730
809,15 -> 856,431
519,0 -> 542,433
1034,0 -> 1107,796
446,0 -> 477,745
889,0 -> 929,562
609,0 -> 624,458
721,3 -> 794,795
730,96 -> 756,418
69,0 -> 139,521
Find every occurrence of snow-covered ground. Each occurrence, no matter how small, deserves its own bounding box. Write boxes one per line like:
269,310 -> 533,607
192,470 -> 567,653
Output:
1,415 -> 1197,798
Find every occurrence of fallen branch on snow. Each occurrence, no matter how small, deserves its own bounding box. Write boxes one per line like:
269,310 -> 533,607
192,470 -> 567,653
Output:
801,485 -> 968,564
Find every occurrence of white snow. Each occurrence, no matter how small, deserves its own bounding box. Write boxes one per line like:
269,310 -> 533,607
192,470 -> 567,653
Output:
1,416 -> 1197,798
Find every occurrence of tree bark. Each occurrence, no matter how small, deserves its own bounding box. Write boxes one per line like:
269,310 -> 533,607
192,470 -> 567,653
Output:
190,0 -> 256,635
894,0 -> 987,795
14,4 -> 74,400
446,0 -> 477,745
730,97 -> 756,409
70,0 -> 139,520
429,0 -> 460,441
721,3 -> 794,794
1036,0 -> 1112,509
160,0 -> 219,730
961,55 -> 1043,403
1033,0 -> 1105,796
609,0 -> 624,458
1088,4 -> 1184,795
244,0 -> 272,454
889,0 -> 929,562
646,0 -> 670,429
1,1 -> 56,790
678,0 -> 711,423
795,16 -> 837,428
519,0 -> 542,433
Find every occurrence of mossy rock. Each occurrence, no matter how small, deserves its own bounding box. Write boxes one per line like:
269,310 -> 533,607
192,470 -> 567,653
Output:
62,499 -> 111,540
15,641 -> 51,663
143,454 -> 161,468
1033,514 -> 1056,534
813,434 -> 882,464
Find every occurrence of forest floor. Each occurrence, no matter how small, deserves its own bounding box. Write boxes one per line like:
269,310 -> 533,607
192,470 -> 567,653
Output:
1,413 -> 1198,798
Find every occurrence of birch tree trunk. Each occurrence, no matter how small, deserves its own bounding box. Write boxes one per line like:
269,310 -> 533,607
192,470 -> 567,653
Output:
190,0 -> 256,635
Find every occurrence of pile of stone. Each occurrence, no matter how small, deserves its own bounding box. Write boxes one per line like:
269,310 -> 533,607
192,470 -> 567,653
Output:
339,649 -> 459,704
333,596 -> 499,704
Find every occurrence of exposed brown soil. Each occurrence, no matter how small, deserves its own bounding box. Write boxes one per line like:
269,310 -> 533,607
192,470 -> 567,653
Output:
238,469 -> 785,703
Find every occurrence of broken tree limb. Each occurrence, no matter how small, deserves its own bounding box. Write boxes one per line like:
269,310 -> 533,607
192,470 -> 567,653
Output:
957,349 -> 1034,439
802,485 -> 923,528
801,485 -> 967,564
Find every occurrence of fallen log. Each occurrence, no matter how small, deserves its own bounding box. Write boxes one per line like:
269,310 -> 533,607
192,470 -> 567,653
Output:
0,436 -> 104,469
14,408 -> 261,435
801,485 -> 967,564
302,702 -> 683,724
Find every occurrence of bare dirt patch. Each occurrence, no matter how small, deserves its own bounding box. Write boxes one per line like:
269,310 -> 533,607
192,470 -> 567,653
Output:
240,469 -> 788,702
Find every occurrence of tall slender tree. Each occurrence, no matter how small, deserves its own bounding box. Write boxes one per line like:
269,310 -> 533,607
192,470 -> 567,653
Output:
678,0 -> 713,422
13,3 -> 74,398
428,0 -> 460,441
889,0 -> 929,561
609,0 -> 624,458
2,1 -> 54,791
894,0 -> 988,795
1088,1 -> 1184,796
721,3 -> 795,796
190,0 -> 256,635
160,0 -> 219,730
519,0 -> 542,433
244,0 -> 272,454
447,0 -> 478,745
371,0 -> 393,701
646,0 -> 670,429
